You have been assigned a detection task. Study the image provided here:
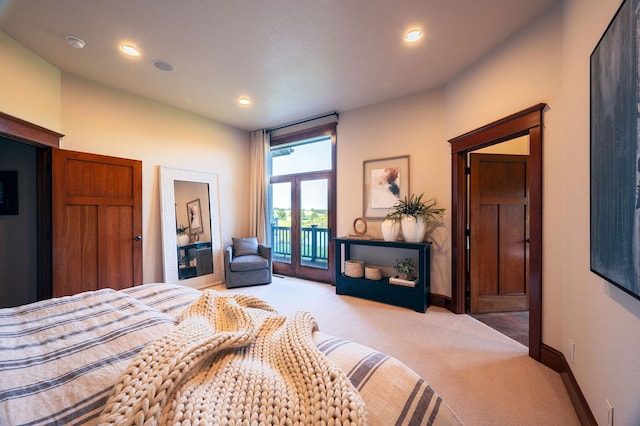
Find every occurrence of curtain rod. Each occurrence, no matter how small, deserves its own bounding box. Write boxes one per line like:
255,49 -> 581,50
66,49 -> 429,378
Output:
266,111 -> 338,133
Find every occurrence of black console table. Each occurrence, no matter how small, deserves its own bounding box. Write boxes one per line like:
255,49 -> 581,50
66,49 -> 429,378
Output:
334,237 -> 430,313
178,242 -> 212,280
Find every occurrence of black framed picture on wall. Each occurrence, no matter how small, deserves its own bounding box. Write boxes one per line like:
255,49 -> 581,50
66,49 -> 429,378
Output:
0,171 -> 18,215
590,0 -> 640,300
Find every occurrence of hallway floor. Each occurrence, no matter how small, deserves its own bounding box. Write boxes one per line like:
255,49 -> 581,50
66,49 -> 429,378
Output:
470,311 -> 529,347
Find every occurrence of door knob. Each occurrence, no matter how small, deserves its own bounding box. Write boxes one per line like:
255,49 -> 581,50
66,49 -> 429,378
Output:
134,235 -> 142,241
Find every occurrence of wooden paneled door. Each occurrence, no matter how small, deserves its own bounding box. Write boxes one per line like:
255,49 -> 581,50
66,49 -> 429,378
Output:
469,153 -> 529,313
52,149 -> 142,297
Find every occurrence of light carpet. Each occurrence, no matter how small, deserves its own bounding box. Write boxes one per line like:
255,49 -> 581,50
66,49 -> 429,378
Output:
210,275 -> 579,425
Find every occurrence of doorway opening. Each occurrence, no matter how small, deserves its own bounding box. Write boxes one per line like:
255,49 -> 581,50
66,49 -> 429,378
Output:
467,140 -> 531,346
449,104 -> 545,360
0,111 -> 63,303
0,137 -> 38,308
269,124 -> 336,283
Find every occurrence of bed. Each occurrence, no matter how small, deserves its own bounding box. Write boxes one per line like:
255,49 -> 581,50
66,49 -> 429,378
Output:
0,283 -> 461,425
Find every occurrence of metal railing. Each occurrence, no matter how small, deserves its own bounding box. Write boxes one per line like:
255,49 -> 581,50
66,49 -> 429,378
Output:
271,225 -> 329,262
271,226 -> 292,257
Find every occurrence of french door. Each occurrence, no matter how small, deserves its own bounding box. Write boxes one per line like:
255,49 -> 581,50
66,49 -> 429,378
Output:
269,124 -> 336,283
271,171 -> 333,282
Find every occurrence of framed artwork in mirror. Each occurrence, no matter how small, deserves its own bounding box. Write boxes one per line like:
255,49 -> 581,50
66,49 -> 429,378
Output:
187,198 -> 203,233
0,171 -> 18,215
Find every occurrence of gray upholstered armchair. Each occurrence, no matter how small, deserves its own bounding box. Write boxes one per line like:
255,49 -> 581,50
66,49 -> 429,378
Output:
224,237 -> 272,288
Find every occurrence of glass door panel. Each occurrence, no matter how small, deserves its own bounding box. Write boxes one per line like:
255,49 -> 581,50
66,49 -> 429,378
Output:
300,179 -> 328,270
271,182 -> 291,266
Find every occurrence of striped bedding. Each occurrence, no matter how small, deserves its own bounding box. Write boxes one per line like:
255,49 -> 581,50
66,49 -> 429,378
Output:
0,283 -> 461,425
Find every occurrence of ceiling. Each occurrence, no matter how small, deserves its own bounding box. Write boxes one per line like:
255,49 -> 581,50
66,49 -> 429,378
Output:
0,0 -> 559,132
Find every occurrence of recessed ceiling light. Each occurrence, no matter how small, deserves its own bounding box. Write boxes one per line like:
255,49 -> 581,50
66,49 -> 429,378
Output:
238,97 -> 251,105
405,29 -> 423,43
66,35 -> 85,49
120,44 -> 140,57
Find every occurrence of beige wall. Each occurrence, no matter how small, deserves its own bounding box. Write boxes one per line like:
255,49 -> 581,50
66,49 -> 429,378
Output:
443,1 -> 640,423
561,0 -> 640,424
60,74 -> 250,283
337,88 -> 450,296
475,136 -> 529,155
445,3 -> 565,344
0,32 -> 61,131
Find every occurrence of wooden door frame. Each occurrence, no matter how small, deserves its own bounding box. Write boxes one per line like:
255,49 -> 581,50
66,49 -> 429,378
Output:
448,104 -> 545,360
0,112 -> 63,301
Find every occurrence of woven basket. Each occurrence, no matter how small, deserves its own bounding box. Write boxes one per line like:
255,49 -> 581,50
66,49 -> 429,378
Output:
365,266 -> 382,280
345,260 -> 365,278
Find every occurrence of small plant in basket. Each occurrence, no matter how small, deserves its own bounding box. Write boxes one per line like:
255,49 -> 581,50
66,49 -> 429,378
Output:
393,258 -> 416,280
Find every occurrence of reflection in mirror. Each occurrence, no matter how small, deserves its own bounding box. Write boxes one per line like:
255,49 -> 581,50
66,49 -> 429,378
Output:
174,180 -> 212,280
159,167 -> 223,288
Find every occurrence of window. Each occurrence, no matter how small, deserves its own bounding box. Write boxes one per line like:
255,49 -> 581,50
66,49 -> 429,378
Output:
271,136 -> 332,176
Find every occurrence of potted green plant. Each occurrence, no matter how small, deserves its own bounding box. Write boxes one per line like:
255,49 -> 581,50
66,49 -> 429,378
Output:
393,258 -> 416,280
385,193 -> 445,242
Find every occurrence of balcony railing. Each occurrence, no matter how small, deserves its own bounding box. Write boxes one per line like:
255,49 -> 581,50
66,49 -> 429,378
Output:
271,225 -> 329,262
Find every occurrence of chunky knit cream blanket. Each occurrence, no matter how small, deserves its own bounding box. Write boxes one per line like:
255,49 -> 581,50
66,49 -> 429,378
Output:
98,290 -> 367,425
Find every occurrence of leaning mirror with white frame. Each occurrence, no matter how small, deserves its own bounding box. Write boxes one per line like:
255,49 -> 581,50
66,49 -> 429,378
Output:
159,166 -> 223,288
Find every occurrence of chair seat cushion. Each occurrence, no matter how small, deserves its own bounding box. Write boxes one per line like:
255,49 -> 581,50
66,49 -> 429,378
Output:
229,254 -> 269,272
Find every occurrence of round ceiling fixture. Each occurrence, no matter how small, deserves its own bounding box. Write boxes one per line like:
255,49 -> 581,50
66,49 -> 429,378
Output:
65,35 -> 86,49
120,44 -> 140,57
404,29 -> 423,43
238,97 -> 251,105
153,60 -> 174,72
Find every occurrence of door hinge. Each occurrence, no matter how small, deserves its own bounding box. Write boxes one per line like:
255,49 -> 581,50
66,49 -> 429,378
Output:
465,228 -> 470,237
465,167 -> 471,175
